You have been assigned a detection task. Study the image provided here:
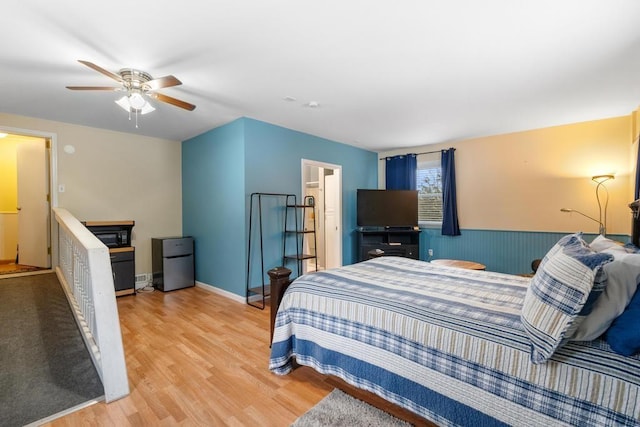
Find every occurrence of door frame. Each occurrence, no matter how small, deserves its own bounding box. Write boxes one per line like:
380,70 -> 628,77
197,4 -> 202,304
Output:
0,125 -> 58,269
301,159 -> 343,270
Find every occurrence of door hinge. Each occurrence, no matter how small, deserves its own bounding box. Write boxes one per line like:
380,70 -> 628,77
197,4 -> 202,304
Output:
47,247 -> 51,255
46,194 -> 50,202
45,139 -> 51,149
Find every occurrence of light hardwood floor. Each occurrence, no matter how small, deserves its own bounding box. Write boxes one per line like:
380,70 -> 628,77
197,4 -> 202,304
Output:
0,262 -> 45,275
46,286 -> 432,426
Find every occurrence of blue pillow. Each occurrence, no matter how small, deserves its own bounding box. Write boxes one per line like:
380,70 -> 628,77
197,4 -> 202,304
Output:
623,243 -> 640,254
521,233 -> 613,364
571,252 -> 640,341
606,288 -> 640,356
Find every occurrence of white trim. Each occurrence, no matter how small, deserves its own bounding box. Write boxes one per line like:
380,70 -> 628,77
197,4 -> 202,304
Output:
25,396 -> 104,427
0,125 -> 58,270
301,159 -> 342,169
301,159 -> 343,270
195,281 -> 246,304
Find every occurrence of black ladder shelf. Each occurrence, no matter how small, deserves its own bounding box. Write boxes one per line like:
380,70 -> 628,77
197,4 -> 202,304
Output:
246,193 -> 317,309
284,195 -> 318,277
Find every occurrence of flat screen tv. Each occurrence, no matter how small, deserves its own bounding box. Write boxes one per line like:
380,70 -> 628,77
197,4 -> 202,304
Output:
357,189 -> 418,228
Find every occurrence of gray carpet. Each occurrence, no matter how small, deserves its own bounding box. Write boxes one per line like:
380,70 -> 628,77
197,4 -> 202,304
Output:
292,389 -> 412,427
0,273 -> 104,426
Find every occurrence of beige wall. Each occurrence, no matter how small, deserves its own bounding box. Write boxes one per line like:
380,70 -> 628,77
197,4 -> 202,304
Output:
0,113 -> 183,275
0,138 -> 18,260
0,137 -> 18,212
0,213 -> 17,261
379,115 -> 634,235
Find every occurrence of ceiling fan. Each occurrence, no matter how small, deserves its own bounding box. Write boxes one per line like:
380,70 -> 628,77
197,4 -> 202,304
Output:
66,60 -> 196,118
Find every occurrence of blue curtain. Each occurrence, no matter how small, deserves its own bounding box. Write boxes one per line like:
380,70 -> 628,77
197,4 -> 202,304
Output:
441,148 -> 461,236
385,154 -> 417,190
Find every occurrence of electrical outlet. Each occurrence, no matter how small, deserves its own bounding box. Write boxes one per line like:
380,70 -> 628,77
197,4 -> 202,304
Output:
428,249 -> 434,257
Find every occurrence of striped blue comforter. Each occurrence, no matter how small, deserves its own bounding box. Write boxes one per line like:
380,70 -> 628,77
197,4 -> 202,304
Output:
269,257 -> 640,426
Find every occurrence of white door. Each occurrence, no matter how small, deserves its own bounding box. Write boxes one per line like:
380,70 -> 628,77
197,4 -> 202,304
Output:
17,139 -> 50,267
324,172 -> 341,269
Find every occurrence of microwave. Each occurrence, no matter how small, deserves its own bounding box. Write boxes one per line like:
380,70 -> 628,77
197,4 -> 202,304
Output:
93,229 -> 130,248
83,221 -> 134,248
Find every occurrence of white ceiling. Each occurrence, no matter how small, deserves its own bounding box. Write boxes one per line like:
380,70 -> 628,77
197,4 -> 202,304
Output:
3,1 -> 640,152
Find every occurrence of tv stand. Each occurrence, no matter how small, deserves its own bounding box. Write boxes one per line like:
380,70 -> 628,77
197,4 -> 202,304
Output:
356,227 -> 420,261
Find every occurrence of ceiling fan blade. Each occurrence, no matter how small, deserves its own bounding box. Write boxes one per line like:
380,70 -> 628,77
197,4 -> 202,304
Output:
78,60 -> 123,82
66,86 -> 120,91
149,92 -> 196,111
145,75 -> 182,91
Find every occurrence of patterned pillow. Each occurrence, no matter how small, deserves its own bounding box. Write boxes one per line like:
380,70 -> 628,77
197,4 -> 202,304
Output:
521,233 -> 613,364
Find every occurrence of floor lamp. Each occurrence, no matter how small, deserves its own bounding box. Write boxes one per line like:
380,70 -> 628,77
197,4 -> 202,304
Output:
593,174 -> 614,235
561,174 -> 614,235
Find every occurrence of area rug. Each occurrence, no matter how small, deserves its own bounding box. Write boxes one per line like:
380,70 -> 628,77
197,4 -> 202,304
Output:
292,389 -> 412,427
0,273 -> 104,427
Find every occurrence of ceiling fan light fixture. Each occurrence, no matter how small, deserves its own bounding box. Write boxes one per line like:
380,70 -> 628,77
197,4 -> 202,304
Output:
139,102 -> 155,115
69,60 -> 196,117
115,95 -> 131,112
138,101 -> 155,115
115,94 -> 156,115
128,91 -> 146,109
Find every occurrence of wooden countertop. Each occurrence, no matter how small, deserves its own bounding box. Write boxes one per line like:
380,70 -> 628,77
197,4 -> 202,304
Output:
83,220 -> 135,226
109,246 -> 135,253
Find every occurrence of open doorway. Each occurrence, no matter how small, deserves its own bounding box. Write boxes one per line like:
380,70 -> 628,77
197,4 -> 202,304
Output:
301,159 -> 342,273
0,132 -> 52,275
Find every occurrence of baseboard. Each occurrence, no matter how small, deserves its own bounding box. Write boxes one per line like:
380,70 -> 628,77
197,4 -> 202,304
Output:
195,281 -> 245,304
25,396 -> 104,427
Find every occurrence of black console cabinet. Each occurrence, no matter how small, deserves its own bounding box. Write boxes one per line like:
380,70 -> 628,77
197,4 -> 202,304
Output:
110,247 -> 135,296
83,220 -> 136,297
356,228 -> 420,261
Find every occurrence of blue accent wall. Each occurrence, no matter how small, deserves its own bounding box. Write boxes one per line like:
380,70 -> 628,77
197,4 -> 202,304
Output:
182,120 -> 246,296
421,228 -> 629,275
183,117 -> 377,296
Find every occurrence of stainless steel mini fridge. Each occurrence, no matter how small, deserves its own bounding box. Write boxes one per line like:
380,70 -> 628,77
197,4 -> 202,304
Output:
152,237 -> 195,291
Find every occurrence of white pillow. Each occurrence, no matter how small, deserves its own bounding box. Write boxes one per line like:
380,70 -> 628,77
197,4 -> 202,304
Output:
589,234 -> 623,252
571,251 -> 640,341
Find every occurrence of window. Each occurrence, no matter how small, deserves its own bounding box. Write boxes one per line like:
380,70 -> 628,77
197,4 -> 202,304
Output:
417,157 -> 442,224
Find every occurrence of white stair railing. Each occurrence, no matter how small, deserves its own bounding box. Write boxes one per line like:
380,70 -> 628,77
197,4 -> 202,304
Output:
53,207 -> 129,402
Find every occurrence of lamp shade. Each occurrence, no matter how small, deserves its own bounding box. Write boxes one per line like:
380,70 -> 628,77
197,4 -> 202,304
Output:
115,94 -> 155,115
128,92 -> 146,110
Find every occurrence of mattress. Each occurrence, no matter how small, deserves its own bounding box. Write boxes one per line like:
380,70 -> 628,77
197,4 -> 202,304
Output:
269,256 -> 640,426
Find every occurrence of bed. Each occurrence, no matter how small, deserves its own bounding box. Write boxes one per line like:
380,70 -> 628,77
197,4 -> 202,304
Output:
269,236 -> 640,426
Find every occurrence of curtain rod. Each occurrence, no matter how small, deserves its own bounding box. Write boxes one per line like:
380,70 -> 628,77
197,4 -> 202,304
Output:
379,148 -> 454,161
